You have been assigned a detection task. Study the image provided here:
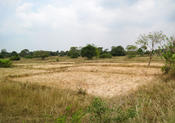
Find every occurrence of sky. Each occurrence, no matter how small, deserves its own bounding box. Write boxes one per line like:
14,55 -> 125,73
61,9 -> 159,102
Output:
0,0 -> 175,52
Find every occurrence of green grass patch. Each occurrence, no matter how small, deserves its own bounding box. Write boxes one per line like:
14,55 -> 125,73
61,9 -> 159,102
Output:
0,59 -> 12,68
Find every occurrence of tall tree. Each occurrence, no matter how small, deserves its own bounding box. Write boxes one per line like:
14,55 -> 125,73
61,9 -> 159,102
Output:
136,31 -> 166,67
81,44 -> 97,59
20,49 -> 30,57
111,46 -> 125,56
68,47 -> 80,58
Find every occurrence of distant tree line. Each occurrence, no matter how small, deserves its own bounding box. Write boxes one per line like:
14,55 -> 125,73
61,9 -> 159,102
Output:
0,44 -> 153,60
0,43 -> 163,60
0,31 -> 175,75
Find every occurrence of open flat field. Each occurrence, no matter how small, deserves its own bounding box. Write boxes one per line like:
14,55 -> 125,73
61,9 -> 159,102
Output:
5,57 -> 162,98
1,56 -> 175,123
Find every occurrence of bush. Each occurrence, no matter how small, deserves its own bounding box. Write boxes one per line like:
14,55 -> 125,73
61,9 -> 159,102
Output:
99,53 -> 112,58
137,48 -> 144,56
68,47 -> 80,58
88,98 -> 112,123
161,38 -> 175,74
10,55 -> 20,61
127,51 -> 137,58
56,105 -> 85,123
111,46 -> 126,56
33,51 -> 49,60
81,44 -> 97,59
0,59 -> 12,67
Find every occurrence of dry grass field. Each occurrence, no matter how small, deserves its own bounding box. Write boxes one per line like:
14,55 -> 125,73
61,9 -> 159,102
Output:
1,56 -> 175,123
11,62 -> 162,98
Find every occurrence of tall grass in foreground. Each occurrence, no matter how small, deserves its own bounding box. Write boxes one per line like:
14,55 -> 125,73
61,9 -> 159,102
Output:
0,77 -> 175,123
109,78 -> 175,123
0,80 -> 92,123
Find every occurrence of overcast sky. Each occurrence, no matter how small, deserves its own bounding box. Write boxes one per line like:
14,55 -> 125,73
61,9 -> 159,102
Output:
0,0 -> 175,52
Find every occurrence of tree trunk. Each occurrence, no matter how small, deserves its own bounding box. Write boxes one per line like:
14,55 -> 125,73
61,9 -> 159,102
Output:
148,51 -> 152,67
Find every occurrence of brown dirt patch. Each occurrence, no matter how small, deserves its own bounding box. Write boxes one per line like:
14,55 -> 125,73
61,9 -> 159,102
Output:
11,62 -> 161,98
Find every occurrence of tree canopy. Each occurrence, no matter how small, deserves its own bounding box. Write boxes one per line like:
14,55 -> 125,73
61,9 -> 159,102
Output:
81,44 -> 97,59
111,46 -> 125,56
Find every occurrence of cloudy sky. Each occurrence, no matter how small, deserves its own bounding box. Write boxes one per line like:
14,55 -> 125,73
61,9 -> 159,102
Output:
0,0 -> 175,52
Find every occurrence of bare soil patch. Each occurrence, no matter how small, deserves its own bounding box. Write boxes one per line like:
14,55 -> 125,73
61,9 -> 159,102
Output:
11,62 -> 162,98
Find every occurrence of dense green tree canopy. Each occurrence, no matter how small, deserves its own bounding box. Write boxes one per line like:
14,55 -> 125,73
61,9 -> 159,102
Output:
33,50 -> 50,60
20,49 -> 30,57
111,46 -> 125,56
81,44 -> 97,59
68,47 -> 80,58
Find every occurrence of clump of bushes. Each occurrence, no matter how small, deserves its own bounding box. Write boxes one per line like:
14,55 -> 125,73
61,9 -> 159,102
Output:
0,59 -> 12,67
99,53 -> 112,58
68,47 -> 80,58
56,97 -> 137,123
81,44 -> 98,59
161,37 -> 175,75
10,55 -> 20,61
127,51 -> 137,58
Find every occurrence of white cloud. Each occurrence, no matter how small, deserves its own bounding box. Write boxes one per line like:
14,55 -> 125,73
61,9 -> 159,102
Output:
0,0 -> 175,51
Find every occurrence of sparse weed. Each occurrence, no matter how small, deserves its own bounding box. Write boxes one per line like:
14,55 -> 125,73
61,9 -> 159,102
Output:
77,88 -> 87,95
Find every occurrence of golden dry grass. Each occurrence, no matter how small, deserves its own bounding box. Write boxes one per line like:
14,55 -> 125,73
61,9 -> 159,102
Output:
1,56 -> 175,123
10,62 -> 162,98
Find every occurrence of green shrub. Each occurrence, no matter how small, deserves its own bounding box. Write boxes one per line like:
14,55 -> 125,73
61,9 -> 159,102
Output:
161,37 -> 175,75
127,51 -> 137,58
99,53 -> 112,58
10,55 -> 20,61
56,105 -> 85,123
68,47 -> 80,58
111,46 -> 126,56
113,107 -> 137,122
81,44 -> 97,59
0,59 -> 12,67
88,98 -> 112,123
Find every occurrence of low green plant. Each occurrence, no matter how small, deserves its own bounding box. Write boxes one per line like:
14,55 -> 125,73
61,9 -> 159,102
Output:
99,53 -> 112,58
88,98 -> 112,123
161,38 -> 175,75
56,105 -> 85,123
0,59 -> 12,67
113,106 -> 137,122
